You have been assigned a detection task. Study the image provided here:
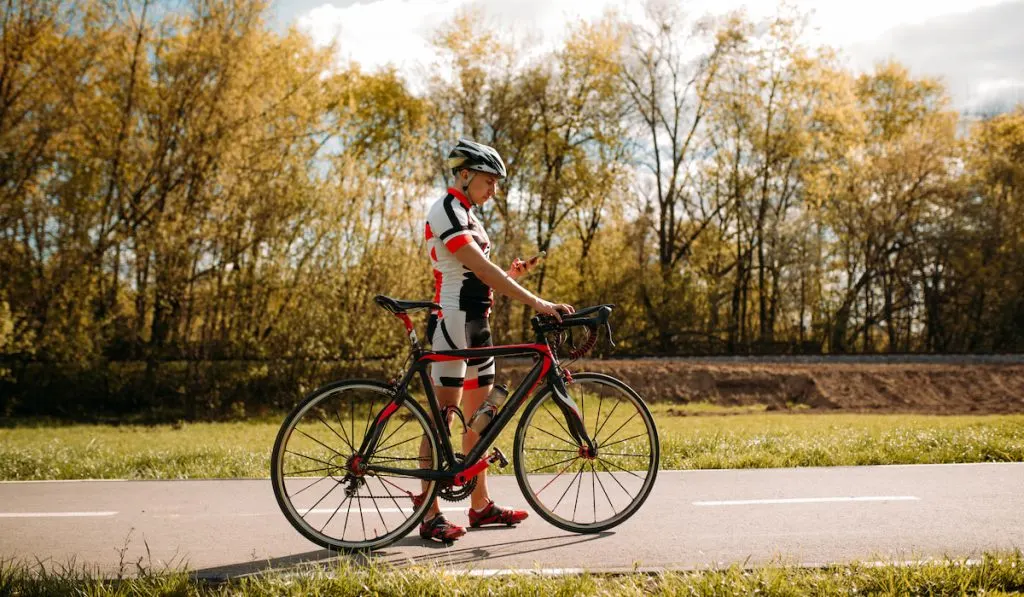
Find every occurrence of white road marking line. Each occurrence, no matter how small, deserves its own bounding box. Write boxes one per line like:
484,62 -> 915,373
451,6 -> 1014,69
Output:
464,568 -> 587,577
299,507 -> 463,515
0,511 -> 118,518
693,496 -> 920,506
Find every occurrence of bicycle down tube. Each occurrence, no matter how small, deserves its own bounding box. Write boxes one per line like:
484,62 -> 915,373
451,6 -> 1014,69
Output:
356,342 -> 595,482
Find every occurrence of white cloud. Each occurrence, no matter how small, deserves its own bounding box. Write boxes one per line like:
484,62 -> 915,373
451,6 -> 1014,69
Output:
297,0 -> 471,72
294,0 -> 1023,110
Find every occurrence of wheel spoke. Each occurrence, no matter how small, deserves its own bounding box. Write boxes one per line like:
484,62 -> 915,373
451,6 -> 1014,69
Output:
590,462 -> 597,523
369,482 -> 389,534
542,403 -> 575,443
598,410 -> 640,446
552,463 -> 586,512
378,475 -> 416,504
572,462 -> 585,521
285,465 -> 333,476
593,392 -> 604,445
529,424 -> 578,448
301,481 -> 341,519
317,414 -> 353,453
595,451 -> 649,458
334,408 -> 355,453
596,456 -> 645,480
592,461 -> 618,518
363,396 -> 377,442
376,476 -> 411,518
358,492 -> 367,541
375,416 -> 412,458
536,456 -> 582,496
593,399 -> 622,442
528,455 -> 579,474
596,458 -> 635,498
294,428 -> 345,459
375,433 -> 422,454
341,492 -> 354,540
599,432 -> 650,451
319,494 -> 350,533
287,475 -> 328,498
285,450 -> 334,468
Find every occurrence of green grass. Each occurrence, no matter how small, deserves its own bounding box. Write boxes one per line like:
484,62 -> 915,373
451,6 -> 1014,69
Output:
2,552 -> 1024,596
1,406 -> 1023,481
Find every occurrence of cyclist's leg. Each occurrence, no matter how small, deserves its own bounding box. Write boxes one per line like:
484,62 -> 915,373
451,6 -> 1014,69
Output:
462,384 -> 491,510
419,386 -> 460,519
421,310 -> 469,520
461,314 -> 496,511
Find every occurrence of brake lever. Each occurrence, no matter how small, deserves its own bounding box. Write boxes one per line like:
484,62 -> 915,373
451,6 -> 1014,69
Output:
604,321 -> 616,348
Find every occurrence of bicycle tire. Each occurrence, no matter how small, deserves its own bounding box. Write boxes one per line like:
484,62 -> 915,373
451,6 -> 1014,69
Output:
270,379 -> 440,551
513,372 -> 659,533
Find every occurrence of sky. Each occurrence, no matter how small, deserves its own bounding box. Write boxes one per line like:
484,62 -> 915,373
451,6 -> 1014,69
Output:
272,0 -> 1024,114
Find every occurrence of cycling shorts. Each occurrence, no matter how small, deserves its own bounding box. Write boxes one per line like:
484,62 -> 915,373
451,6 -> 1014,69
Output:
427,309 -> 496,389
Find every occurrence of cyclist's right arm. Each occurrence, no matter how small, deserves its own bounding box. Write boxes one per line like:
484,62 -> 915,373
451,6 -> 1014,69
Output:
452,243 -> 573,320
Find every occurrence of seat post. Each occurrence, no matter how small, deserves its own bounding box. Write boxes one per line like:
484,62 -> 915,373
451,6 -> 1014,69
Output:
394,312 -> 422,353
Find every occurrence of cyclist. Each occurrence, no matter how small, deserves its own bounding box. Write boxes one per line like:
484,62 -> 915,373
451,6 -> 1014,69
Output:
418,138 -> 574,543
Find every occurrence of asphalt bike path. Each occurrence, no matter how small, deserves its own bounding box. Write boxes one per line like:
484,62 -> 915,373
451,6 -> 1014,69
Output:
1,463 -> 1021,578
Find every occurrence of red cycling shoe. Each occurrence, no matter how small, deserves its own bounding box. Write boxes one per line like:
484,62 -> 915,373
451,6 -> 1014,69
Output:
419,514 -> 466,543
468,500 -> 529,528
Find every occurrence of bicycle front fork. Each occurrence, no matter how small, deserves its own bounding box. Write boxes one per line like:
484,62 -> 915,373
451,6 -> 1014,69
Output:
548,375 -> 597,455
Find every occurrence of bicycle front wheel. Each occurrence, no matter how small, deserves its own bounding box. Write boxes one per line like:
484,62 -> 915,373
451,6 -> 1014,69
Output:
513,372 -> 659,533
270,379 -> 439,551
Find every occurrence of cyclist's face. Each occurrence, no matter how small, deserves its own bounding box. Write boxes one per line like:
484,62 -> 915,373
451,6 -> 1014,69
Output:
465,171 -> 499,205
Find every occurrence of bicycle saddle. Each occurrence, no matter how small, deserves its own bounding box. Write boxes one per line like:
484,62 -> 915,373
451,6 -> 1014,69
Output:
374,295 -> 441,314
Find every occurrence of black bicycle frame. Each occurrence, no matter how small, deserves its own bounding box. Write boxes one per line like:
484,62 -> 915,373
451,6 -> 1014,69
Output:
356,341 -> 594,483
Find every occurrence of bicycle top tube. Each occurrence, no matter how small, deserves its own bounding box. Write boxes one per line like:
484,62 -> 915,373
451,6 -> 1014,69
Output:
418,342 -> 553,362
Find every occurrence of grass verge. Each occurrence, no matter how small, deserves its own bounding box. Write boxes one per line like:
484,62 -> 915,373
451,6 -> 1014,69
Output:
2,552 -> 1023,596
1,407 -> 1023,480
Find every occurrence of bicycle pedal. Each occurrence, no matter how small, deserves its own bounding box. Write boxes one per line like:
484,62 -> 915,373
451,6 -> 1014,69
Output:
489,448 -> 509,468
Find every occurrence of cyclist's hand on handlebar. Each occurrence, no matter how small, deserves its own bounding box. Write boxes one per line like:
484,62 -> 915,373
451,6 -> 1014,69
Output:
534,298 -> 574,322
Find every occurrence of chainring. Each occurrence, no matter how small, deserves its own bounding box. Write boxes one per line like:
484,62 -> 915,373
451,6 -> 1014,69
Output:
437,452 -> 477,502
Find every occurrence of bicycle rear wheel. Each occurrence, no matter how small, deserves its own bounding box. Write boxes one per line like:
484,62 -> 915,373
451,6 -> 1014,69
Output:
270,379 -> 438,551
513,372 -> 659,533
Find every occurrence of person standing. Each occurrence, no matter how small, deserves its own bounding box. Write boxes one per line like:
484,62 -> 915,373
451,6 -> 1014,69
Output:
417,138 -> 574,542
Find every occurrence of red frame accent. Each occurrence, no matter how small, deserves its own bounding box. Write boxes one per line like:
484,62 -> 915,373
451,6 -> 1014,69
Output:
454,457 -> 491,485
377,402 -> 399,422
396,313 -> 414,335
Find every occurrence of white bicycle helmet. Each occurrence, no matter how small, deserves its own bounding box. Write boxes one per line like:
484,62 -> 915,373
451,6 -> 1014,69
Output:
447,138 -> 507,179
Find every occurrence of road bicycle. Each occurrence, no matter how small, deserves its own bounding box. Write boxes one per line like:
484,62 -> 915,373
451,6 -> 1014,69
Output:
271,295 -> 660,550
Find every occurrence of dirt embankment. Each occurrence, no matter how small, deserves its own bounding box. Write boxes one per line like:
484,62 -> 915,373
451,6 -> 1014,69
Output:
499,359 -> 1024,415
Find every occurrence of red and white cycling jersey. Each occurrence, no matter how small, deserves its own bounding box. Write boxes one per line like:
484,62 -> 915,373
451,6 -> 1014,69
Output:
425,188 -> 492,316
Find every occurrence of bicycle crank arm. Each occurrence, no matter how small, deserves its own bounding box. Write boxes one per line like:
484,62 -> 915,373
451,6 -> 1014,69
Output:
453,448 -> 508,485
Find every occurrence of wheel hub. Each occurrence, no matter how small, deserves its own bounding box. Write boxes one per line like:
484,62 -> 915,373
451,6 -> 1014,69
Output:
345,454 -> 367,477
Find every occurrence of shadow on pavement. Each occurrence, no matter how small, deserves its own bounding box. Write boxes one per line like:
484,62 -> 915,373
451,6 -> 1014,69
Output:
190,531 -> 613,581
